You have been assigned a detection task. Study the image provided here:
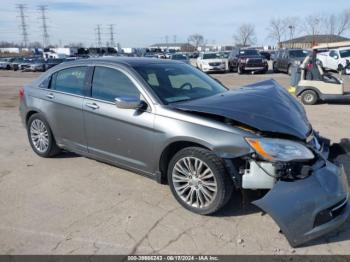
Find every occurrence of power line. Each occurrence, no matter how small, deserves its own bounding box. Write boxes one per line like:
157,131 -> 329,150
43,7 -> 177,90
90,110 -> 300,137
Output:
38,5 -> 50,48
109,24 -> 115,47
95,25 -> 102,47
16,4 -> 29,47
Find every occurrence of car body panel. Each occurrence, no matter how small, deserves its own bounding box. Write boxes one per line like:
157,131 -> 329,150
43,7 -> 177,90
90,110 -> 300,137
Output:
171,79 -> 311,140
254,162 -> 349,247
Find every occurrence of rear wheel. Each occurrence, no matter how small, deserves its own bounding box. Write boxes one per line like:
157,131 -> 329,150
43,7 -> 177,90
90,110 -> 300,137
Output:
27,113 -> 61,157
300,90 -> 318,105
168,147 -> 233,215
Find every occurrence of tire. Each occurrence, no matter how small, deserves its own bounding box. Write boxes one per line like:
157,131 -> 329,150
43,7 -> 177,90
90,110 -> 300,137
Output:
167,147 -> 233,215
300,90 -> 318,105
238,66 -> 244,75
287,64 -> 292,75
27,113 -> 61,157
273,62 -> 278,73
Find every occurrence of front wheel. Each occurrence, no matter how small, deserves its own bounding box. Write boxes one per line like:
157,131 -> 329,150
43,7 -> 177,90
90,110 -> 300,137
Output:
27,113 -> 61,157
168,147 -> 233,215
300,90 -> 318,105
238,66 -> 244,75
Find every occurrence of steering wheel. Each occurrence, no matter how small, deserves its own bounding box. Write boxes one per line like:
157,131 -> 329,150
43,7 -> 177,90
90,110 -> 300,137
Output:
179,82 -> 193,90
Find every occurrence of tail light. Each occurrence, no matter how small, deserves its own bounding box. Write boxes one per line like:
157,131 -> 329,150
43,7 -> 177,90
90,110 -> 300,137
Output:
19,87 -> 24,99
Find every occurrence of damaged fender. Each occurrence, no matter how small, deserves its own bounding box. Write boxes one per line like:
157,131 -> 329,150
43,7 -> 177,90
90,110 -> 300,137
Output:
253,162 -> 350,247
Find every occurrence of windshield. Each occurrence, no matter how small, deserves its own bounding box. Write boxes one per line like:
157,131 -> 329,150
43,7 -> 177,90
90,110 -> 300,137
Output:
289,50 -> 309,58
133,63 -> 227,104
339,49 -> 350,58
220,52 -> 230,58
203,53 -> 220,59
171,54 -> 187,60
239,50 -> 259,56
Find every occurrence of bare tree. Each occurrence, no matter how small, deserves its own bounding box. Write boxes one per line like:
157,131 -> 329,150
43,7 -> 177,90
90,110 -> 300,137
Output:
234,23 -> 256,46
267,18 -> 286,44
304,14 -> 322,36
187,34 -> 204,50
336,9 -> 350,35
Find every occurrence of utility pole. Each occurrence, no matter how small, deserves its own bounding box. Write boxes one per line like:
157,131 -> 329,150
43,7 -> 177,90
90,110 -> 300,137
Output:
38,5 -> 50,48
173,35 -> 177,44
95,25 -> 102,47
165,35 -> 169,44
109,24 -> 115,47
16,4 -> 29,47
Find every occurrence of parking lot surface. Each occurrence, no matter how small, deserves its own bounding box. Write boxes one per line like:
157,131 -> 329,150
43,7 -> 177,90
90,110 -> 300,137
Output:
0,70 -> 350,255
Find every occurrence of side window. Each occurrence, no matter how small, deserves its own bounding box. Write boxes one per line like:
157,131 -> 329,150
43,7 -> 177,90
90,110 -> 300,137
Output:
92,66 -> 140,102
39,76 -> 51,89
330,50 -> 339,59
52,67 -> 88,95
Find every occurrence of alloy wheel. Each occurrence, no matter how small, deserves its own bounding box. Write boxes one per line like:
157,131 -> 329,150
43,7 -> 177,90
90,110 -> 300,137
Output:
30,119 -> 49,153
172,157 -> 217,209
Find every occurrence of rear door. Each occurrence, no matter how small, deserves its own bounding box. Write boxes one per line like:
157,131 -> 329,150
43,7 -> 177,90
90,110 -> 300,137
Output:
41,66 -> 89,153
83,65 -> 155,173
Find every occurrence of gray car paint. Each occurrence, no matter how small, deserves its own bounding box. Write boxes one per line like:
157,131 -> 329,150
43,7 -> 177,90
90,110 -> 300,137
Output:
254,162 -> 349,247
19,57 -> 349,247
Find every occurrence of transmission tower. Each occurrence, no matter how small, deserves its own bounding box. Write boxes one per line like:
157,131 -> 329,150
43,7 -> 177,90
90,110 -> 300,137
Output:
16,4 -> 29,47
109,24 -> 115,47
95,25 -> 102,47
38,5 -> 50,48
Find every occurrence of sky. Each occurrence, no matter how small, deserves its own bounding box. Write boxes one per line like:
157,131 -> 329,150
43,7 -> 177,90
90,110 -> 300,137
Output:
0,0 -> 349,48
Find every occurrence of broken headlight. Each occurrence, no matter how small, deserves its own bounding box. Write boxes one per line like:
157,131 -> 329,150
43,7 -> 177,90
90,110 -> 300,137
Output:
245,138 -> 314,162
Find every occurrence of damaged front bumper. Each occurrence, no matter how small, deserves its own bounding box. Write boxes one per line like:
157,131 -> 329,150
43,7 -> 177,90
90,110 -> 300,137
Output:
253,161 -> 350,247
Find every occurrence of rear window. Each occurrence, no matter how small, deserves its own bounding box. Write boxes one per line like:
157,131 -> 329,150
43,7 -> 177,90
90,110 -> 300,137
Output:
203,53 -> 220,59
289,50 -> 309,58
339,49 -> 350,58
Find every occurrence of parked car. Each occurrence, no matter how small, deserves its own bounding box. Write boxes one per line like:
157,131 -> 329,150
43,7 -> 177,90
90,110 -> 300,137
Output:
10,57 -> 25,71
317,47 -> 350,74
19,57 -> 349,248
170,53 -> 190,64
273,49 -> 309,75
0,58 -> 13,70
196,52 -> 226,73
228,49 -> 268,74
23,59 -> 46,72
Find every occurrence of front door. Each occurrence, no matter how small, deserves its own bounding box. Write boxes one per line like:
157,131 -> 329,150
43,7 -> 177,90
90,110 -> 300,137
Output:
83,66 -> 155,173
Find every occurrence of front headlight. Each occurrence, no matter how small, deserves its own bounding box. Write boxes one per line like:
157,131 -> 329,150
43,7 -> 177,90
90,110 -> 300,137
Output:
245,138 -> 314,162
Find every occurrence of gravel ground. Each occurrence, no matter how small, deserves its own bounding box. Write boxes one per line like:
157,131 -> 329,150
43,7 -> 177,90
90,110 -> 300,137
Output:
0,69 -> 349,255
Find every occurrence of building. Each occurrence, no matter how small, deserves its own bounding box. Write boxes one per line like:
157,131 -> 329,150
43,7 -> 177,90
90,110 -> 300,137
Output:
149,43 -> 195,52
279,35 -> 350,49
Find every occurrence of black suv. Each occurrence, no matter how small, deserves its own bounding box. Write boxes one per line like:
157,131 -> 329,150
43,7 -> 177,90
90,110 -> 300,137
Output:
273,49 -> 309,75
228,49 -> 268,74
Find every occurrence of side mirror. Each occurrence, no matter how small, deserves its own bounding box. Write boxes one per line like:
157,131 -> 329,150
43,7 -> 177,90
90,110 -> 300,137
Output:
115,96 -> 144,110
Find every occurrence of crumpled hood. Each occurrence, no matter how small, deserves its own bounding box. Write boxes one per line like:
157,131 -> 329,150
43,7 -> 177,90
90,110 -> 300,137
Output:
171,79 -> 311,140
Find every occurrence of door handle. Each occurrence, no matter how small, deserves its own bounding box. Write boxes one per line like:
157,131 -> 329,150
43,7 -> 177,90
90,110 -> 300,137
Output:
46,93 -> 54,99
85,102 -> 99,110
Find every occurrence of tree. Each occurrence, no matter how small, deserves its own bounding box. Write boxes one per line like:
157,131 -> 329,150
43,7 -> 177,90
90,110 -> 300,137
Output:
234,23 -> 256,46
304,14 -> 322,36
187,34 -> 204,50
267,18 -> 287,44
336,9 -> 350,35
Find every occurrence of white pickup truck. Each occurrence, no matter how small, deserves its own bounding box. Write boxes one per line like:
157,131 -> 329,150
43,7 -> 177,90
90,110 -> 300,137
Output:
317,47 -> 350,74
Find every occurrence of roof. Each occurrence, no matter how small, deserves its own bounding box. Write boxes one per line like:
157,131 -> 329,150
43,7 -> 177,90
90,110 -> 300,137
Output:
280,34 -> 349,44
59,57 -> 181,67
149,43 -> 194,47
313,41 -> 350,49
